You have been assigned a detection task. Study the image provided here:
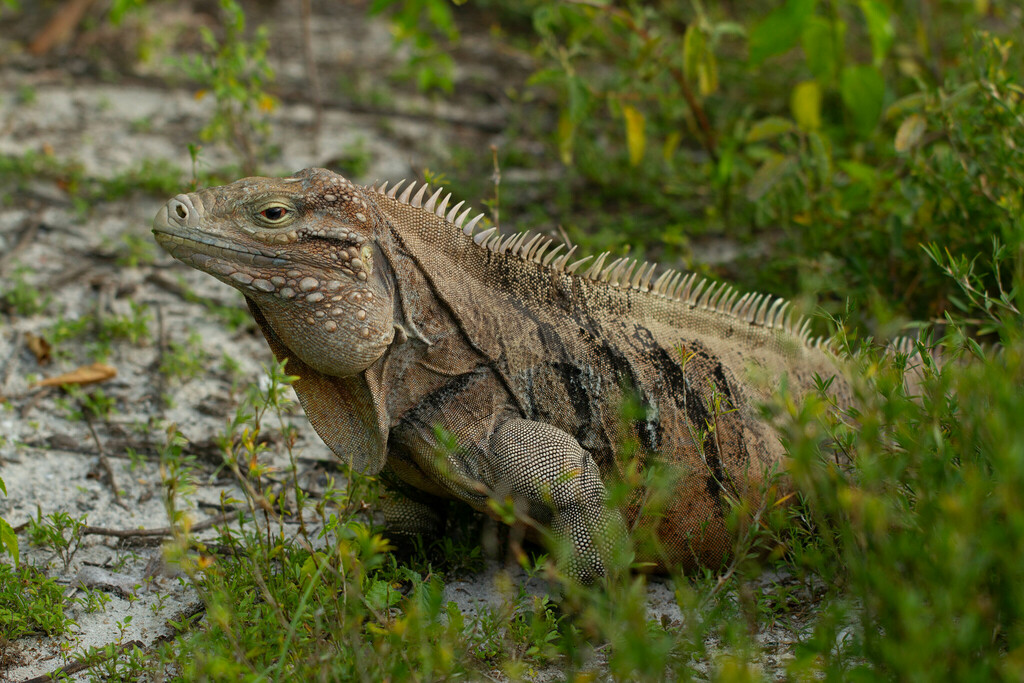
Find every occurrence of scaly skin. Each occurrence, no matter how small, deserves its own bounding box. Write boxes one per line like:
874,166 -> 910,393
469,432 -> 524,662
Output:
153,167 -> 851,579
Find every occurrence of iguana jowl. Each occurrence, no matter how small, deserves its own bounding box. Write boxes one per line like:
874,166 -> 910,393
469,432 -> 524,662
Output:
153,167 -> 850,579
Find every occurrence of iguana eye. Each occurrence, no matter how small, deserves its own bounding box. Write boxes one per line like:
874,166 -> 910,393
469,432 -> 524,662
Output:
255,202 -> 295,227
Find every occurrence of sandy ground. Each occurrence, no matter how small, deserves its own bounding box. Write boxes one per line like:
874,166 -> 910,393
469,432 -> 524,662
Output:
0,3 -> 802,680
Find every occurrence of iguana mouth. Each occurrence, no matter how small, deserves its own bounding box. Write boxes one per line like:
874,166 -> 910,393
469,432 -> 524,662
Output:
153,228 -> 287,268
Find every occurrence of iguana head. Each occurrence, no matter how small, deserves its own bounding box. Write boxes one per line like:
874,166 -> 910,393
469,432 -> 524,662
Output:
152,167 -> 395,378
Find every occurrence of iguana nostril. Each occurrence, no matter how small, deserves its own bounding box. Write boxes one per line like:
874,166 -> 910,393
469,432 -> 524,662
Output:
175,203 -> 187,219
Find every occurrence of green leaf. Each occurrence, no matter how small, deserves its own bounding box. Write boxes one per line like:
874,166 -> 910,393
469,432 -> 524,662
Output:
894,114 -> 927,152
566,75 -> 589,123
622,104 -> 646,166
683,24 -> 718,96
840,65 -> 886,137
858,0 -> 894,65
748,0 -> 816,65
791,80 -> 823,130
809,130 -> 833,187
746,154 -> 796,201
0,475 -> 5,496
801,16 -> 845,81
885,91 -> 929,120
945,81 -> 981,108
0,518 -> 17,566
662,131 -> 682,162
839,159 -> 878,188
746,116 -> 797,143
364,579 -> 402,612
683,23 -> 704,83
368,0 -> 399,12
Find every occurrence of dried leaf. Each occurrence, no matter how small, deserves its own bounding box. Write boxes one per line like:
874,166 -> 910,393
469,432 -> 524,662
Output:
894,114 -> 927,152
25,332 -> 52,365
746,155 -> 796,201
34,363 -> 117,388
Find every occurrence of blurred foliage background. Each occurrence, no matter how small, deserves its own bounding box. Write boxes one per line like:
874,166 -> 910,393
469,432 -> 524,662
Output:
369,0 -> 1023,339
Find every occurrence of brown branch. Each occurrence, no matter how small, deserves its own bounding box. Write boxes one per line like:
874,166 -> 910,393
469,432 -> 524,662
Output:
97,455 -> 126,508
0,221 -> 40,276
81,512 -> 236,540
27,0 -> 98,56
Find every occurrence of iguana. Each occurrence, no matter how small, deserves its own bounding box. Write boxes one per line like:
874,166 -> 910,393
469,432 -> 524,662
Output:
153,167 -> 852,580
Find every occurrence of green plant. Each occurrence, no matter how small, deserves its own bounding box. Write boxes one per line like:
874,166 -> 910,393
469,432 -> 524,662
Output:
369,0 -> 461,92
28,510 -> 87,571
49,301 -> 152,360
179,0 -> 277,174
763,233 -> 1024,679
60,385 -> 118,421
1,265 -> 51,317
108,0 -> 148,25
0,564 -> 72,639
82,641 -> 149,683
159,331 -> 211,382
76,586 -> 112,614
116,233 -> 159,267
16,84 -> 35,105
372,1 -> 1017,334
0,476 -> 16,566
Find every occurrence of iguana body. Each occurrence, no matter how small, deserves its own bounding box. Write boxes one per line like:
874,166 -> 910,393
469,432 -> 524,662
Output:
153,167 -> 850,578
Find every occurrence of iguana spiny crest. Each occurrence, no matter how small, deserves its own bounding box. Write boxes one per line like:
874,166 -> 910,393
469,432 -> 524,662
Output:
154,167 -> 849,579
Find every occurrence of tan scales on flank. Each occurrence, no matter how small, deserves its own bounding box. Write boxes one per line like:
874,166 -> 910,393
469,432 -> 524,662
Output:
153,167 -> 852,580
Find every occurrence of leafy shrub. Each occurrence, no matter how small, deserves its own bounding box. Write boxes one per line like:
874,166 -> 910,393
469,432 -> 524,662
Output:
773,259 -> 1024,679
0,564 -> 71,639
377,1 -> 1020,331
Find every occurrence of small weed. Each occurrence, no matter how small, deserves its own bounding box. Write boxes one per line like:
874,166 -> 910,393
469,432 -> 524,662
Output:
76,586 -> 113,614
125,446 -> 147,472
28,509 -> 88,571
130,117 -> 153,133
82,641 -> 149,683
102,301 -> 152,344
1,265 -> 51,317
116,615 -> 133,643
116,233 -> 158,267
331,137 -> 372,178
159,331 -> 210,382
15,84 -> 35,105
50,301 -> 152,360
56,385 -> 118,421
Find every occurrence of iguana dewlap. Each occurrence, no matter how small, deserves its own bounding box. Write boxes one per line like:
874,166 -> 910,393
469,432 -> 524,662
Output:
153,167 -> 849,579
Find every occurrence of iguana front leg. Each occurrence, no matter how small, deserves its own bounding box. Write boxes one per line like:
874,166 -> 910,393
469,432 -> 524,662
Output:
388,368 -> 626,580
488,419 -> 627,582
